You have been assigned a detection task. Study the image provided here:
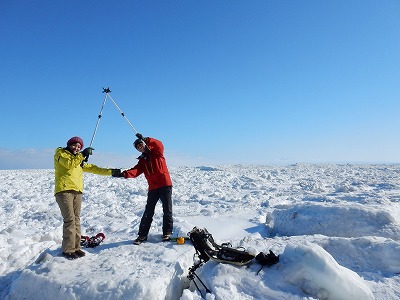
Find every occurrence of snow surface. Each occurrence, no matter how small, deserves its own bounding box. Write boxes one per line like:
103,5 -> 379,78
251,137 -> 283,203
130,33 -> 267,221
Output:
1,164 -> 400,299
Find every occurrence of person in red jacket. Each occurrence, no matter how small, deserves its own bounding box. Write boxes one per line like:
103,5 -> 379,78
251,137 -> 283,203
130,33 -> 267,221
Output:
120,134 -> 173,245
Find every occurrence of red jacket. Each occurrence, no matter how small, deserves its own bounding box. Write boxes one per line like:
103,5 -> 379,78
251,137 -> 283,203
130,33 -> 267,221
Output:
123,137 -> 172,190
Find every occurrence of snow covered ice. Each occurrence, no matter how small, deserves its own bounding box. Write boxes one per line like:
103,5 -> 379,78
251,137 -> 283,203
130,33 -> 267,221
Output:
1,164 -> 400,299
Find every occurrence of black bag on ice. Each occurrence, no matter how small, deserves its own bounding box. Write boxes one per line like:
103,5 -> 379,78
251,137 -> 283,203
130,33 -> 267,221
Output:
255,250 -> 280,266
188,227 -> 255,266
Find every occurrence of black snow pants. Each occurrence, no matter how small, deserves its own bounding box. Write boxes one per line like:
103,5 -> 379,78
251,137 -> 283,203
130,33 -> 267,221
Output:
138,186 -> 173,237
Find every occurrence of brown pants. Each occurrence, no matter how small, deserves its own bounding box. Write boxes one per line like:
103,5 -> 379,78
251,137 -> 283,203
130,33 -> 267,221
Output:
55,191 -> 82,253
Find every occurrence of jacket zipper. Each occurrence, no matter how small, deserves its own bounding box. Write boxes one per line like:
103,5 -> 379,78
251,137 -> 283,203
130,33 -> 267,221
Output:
144,161 -> 155,175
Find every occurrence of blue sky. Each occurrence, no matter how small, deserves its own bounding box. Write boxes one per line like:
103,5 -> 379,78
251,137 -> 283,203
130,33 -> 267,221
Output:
1,0 -> 399,169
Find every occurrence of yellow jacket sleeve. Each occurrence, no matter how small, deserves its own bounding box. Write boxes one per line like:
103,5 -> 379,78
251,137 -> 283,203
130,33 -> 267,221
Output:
82,163 -> 113,176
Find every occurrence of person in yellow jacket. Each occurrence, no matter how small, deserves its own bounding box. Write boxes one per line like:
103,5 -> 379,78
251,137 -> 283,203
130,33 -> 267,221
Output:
54,136 -> 121,260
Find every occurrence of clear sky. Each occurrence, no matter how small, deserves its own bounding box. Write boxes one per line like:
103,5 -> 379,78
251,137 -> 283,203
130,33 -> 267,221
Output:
1,0 -> 399,169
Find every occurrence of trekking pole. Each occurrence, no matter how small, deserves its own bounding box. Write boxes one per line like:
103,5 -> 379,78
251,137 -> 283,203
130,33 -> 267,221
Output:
103,89 -> 139,134
188,264 -> 211,297
88,88 -> 109,148
192,271 -> 211,295
103,88 -> 150,151
81,88 -> 109,167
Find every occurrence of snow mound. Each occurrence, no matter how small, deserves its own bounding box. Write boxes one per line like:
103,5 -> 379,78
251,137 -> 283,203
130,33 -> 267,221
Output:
282,242 -> 374,300
6,241 -> 195,300
268,203 -> 399,240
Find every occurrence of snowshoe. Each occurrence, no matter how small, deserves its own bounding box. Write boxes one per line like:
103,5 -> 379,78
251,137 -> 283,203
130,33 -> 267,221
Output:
80,233 -> 105,248
206,247 -> 256,266
80,235 -> 90,247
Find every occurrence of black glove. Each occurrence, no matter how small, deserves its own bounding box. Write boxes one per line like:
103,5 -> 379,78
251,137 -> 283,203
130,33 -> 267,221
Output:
135,133 -> 144,141
111,169 -> 123,177
81,147 -> 94,161
255,250 -> 279,267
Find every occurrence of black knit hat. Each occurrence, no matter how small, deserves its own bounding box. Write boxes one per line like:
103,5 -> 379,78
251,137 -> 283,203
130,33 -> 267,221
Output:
133,138 -> 144,149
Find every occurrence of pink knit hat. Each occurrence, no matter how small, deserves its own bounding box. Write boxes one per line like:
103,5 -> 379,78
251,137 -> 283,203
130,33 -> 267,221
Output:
67,136 -> 84,148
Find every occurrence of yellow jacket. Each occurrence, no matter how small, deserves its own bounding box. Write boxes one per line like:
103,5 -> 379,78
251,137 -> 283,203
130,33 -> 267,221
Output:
54,147 -> 112,195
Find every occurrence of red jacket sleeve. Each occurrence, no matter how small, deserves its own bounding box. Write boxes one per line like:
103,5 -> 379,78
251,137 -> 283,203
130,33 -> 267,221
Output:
123,164 -> 143,178
146,137 -> 163,156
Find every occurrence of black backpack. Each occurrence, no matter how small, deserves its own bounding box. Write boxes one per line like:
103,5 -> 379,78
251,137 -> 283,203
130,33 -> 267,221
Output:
188,227 -> 256,266
187,227 -> 279,297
